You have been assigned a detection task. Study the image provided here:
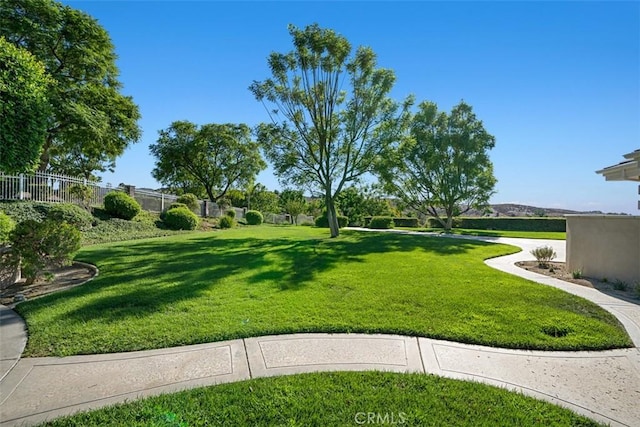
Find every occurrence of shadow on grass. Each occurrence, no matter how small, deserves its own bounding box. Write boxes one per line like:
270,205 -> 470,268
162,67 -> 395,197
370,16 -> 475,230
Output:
28,230 -> 489,323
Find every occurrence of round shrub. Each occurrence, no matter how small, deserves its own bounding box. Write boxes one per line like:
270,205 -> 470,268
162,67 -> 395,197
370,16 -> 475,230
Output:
0,211 -> 15,244
218,215 -> 235,229
47,203 -> 93,231
369,216 -> 395,229
225,209 -> 236,219
7,219 -> 82,284
314,212 -> 348,228
103,192 -> 141,220
163,207 -> 199,230
176,193 -> 200,210
245,210 -> 263,225
169,202 -> 188,210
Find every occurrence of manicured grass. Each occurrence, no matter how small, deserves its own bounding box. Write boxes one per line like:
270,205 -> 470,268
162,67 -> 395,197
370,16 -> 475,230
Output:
16,227 -> 631,356
397,227 -> 566,240
37,371 -> 601,426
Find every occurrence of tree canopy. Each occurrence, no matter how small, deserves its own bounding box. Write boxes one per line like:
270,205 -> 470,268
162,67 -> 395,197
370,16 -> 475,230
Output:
377,101 -> 497,230
0,0 -> 141,179
250,23 -> 410,237
0,37 -> 51,174
150,121 -> 266,203
279,188 -> 306,224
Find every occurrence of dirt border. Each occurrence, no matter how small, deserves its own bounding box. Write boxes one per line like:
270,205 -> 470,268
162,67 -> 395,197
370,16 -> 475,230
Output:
0,261 -> 98,307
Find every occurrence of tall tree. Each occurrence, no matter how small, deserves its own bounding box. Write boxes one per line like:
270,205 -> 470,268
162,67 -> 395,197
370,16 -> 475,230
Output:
377,101 -> 497,231
0,0 -> 141,179
150,121 -> 266,203
336,186 -> 394,226
250,24 -> 410,237
0,37 -> 51,173
279,188 -> 306,224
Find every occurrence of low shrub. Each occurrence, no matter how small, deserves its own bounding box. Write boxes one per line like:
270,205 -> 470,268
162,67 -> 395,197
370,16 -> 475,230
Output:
47,203 -> 94,231
169,202 -> 188,210
225,209 -> 236,219
530,246 -> 556,268
369,216 -> 395,229
314,212 -> 348,228
0,201 -> 51,223
571,270 -> 583,279
163,207 -> 199,230
104,192 -> 141,220
613,280 -> 628,291
245,210 -> 263,225
391,217 -> 420,228
218,215 -> 235,229
427,217 -> 566,232
0,211 -> 15,243
176,193 -> 200,210
5,219 -> 81,284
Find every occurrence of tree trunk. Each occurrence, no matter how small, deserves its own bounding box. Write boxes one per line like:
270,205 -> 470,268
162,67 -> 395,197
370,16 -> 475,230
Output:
325,191 -> 340,238
444,215 -> 453,232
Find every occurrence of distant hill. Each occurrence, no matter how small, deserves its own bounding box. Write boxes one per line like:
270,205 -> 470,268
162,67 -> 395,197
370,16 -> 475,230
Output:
474,204 -> 604,217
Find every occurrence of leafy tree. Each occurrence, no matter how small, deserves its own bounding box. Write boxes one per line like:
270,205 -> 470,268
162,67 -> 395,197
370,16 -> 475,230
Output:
0,0 -> 141,178
150,121 -> 266,203
377,101 -> 497,231
279,188 -> 306,224
0,37 -> 51,174
226,189 -> 247,208
250,24 -> 410,237
336,186 -> 394,226
250,186 -> 280,214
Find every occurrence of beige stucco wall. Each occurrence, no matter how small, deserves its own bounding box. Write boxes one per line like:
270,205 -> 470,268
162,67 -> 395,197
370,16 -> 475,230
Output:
566,215 -> 640,284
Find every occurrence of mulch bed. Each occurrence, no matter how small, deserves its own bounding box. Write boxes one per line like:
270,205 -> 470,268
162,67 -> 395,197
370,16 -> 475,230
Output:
0,262 -> 97,306
516,261 -> 640,304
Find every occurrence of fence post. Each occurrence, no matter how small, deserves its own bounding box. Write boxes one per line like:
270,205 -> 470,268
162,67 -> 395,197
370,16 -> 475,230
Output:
19,174 -> 24,200
161,193 -> 165,211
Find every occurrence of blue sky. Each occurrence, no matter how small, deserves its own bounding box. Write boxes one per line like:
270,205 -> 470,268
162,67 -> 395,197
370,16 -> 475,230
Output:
65,1 -> 639,213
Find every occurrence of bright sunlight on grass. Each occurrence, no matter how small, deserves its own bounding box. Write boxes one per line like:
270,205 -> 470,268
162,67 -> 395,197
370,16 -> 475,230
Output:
36,371 -> 601,427
16,227 -> 631,357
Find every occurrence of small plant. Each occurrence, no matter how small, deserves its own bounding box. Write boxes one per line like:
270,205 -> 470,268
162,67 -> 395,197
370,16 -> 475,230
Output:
601,277 -> 608,283
68,184 -> 94,211
5,219 -> 82,285
571,270 -> 583,279
176,193 -> 200,211
369,216 -> 395,229
218,215 -> 235,229
104,192 -> 141,220
0,211 -> 15,244
613,280 -> 628,291
245,210 -> 263,225
225,209 -> 236,219
634,283 -> 640,299
163,207 -> 199,230
169,202 -> 188,210
530,245 -> 556,268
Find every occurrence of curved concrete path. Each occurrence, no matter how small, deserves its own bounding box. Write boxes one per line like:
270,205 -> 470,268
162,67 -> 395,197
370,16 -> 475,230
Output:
1,233 -> 639,427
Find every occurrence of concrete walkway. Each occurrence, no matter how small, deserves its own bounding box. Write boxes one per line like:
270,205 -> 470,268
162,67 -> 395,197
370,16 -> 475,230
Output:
1,233 -> 639,427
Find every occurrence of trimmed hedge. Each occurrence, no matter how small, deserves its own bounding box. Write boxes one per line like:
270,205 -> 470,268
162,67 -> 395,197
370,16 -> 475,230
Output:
365,216 -> 420,228
225,209 -> 236,219
104,192 -> 141,220
314,213 -> 348,228
426,217 -> 566,232
163,207 -> 199,230
47,203 -> 94,231
245,210 -> 263,225
0,201 -> 50,223
369,216 -> 395,229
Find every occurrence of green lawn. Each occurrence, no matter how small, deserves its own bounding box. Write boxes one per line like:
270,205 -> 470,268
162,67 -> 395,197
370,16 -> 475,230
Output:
37,371 -> 601,427
397,227 -> 566,240
16,226 -> 631,357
